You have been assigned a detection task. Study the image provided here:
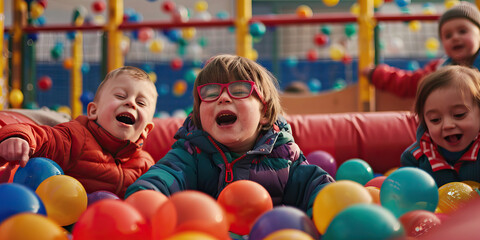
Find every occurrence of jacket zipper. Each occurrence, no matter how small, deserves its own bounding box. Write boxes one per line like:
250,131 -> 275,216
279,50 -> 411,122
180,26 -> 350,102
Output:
208,136 -> 246,183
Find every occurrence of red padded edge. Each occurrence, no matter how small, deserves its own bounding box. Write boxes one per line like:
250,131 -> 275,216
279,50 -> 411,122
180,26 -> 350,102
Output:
144,117 -> 185,161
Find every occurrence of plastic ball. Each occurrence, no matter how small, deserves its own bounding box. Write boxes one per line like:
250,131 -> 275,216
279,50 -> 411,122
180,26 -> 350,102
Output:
341,54 -> 353,64
335,158 -> 373,185
264,229 -> 314,240
313,33 -> 328,46
125,190 -> 168,223
216,11 -> 229,19
399,210 -> 441,237
217,180 -> 273,235
162,0 -> 176,13
148,72 -> 157,83
323,204 -> 405,240
80,91 -> 94,106
63,58 -> 73,69
194,0 -> 208,12
445,0 -> 459,9
92,0 -> 106,13
56,106 -> 71,116
172,80 -> 188,97
344,24 -> 356,38
37,0 -> 48,8
50,45 -> 62,60
425,37 -> 439,51
332,78 -> 347,90
249,206 -> 319,240
380,167 -> 439,218
182,27 -> 196,40
323,0 -> 339,7
172,5 -> 189,23
30,2 -> 45,19
0,183 -> 47,223
87,190 -> 119,206
408,20 -> 421,32
35,175 -> 87,226
407,60 -> 420,71
321,25 -> 332,35
462,180 -> 480,192
9,89 -> 24,108
151,190 -> 229,240
37,76 -> 52,91
137,27 -> 154,43
306,150 -> 337,177
307,78 -> 322,93
285,56 -> 298,68
395,0 -> 411,8
250,22 -> 266,38
171,58 -> 184,70
306,49 -> 317,62
365,186 -> 381,204
329,44 -> 345,62
364,176 -> 386,188
312,180 -> 372,234
27,33 -> 38,42
437,182 -> 479,214
0,213 -> 68,240
296,5 -> 313,18
166,231 -> 216,240
374,0 -> 385,8
350,3 -> 360,16
72,199 -> 150,240
184,68 -> 199,83
13,157 -> 63,191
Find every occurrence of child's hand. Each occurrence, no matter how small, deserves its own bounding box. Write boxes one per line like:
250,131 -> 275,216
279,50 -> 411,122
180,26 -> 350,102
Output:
0,137 -> 31,167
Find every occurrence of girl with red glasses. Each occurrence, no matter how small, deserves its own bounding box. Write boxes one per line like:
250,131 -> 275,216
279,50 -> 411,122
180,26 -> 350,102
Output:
126,54 -> 335,219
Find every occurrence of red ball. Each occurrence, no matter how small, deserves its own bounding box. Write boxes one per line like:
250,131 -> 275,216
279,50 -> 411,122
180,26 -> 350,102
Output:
342,54 -> 353,64
364,176 -> 386,188
170,58 -> 183,70
162,0 -> 176,13
399,210 -> 441,237
92,0 -> 106,13
37,0 -> 48,8
314,33 -> 328,46
307,49 -> 318,62
217,180 -> 273,235
37,76 -> 52,91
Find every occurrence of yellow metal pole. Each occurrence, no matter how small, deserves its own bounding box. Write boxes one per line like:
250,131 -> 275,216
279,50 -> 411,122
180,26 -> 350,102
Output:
358,0 -> 375,112
11,1 -> 26,92
71,16 -> 84,119
106,0 -> 124,71
236,0 -> 253,59
0,0 -> 4,110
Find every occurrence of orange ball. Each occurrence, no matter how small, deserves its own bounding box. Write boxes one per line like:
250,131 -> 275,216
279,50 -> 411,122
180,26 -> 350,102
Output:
438,182 -> 479,214
125,190 -> 168,223
151,190 -> 230,240
217,180 -> 273,235
296,5 -> 313,18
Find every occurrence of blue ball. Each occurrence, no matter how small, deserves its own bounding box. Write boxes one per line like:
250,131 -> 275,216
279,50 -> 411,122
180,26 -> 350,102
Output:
323,204 -> 404,240
0,183 -> 47,223
249,22 -> 266,38
335,158 -> 374,185
380,167 -> 438,218
249,206 -> 319,240
13,157 -> 63,191
80,91 -> 94,106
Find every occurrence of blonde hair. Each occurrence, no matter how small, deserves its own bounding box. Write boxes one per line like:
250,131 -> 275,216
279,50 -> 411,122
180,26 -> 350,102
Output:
415,65 -> 480,128
192,54 -> 283,130
94,66 -> 158,102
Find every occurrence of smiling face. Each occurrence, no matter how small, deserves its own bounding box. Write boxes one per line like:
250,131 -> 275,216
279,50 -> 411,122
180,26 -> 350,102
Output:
423,86 -> 480,152
87,73 -> 157,142
199,83 -> 268,154
440,18 -> 480,65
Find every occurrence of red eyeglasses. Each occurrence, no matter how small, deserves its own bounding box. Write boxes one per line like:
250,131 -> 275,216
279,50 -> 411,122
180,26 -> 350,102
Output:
197,80 -> 266,105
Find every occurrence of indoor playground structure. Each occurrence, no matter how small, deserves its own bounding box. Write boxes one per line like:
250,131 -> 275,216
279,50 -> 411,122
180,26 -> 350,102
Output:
1,0 -> 449,118
2,0 -> 480,239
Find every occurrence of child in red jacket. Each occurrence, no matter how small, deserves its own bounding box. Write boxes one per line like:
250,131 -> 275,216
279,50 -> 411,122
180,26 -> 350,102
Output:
363,2 -> 480,98
0,66 -> 158,198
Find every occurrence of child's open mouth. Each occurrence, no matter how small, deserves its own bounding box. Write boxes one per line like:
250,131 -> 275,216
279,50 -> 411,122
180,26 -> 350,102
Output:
216,113 -> 237,126
445,134 -> 462,143
116,113 -> 135,125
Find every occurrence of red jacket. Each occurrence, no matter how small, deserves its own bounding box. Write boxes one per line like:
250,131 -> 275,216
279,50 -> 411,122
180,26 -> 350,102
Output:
370,59 -> 443,98
0,115 -> 154,198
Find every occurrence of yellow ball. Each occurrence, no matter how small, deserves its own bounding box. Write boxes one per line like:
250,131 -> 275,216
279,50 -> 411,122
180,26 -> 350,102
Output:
264,229 -> 314,240
350,3 -> 360,16
323,0 -> 340,7
329,44 -> 345,61
437,182 -> 479,214
30,2 -> 45,19
57,106 -> 71,116
312,180 -> 373,234
445,0 -> 459,9
182,27 -> 197,40
9,89 -> 23,108
408,20 -> 421,32
36,175 -> 87,226
425,37 -> 440,51
148,72 -> 157,83
296,5 -> 313,18
149,39 -> 163,53
0,213 -> 68,240
194,1 -> 208,12
374,0 -> 384,8
166,231 -> 216,240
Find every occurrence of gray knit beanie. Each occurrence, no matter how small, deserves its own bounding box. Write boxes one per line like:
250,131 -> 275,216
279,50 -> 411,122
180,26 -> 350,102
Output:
438,2 -> 480,34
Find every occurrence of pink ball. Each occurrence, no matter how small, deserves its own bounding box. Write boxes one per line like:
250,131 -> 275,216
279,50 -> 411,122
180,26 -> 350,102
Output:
306,150 -> 337,178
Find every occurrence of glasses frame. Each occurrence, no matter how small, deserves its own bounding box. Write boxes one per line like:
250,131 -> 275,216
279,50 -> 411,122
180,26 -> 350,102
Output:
197,80 -> 266,105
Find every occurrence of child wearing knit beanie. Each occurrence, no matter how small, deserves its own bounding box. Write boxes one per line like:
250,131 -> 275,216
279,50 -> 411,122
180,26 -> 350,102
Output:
362,1 -> 480,98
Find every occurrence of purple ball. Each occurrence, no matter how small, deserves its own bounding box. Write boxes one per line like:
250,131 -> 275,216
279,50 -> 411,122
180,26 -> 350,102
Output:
87,190 -> 120,206
306,150 -> 337,178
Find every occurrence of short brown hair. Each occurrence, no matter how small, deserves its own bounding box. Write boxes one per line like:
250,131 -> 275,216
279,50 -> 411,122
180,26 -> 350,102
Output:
94,66 -> 157,102
192,54 -> 283,130
415,65 -> 480,128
